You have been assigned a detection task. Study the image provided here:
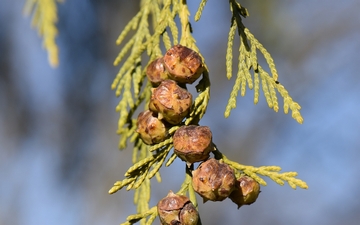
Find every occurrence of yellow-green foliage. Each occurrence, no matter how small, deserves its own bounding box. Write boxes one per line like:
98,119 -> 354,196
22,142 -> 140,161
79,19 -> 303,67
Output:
111,0 -> 211,153
24,0 -> 61,68
109,1 -> 212,224
225,0 -> 303,124
212,148 -> 308,190
107,1 -> 307,225
24,0 -> 308,224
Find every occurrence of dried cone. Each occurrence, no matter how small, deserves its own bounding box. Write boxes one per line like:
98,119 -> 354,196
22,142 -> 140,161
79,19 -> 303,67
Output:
192,158 -> 236,202
157,191 -> 199,225
173,125 -> 213,164
146,57 -> 170,86
229,176 -> 261,209
136,110 -> 168,145
163,45 -> 204,84
149,80 -> 192,125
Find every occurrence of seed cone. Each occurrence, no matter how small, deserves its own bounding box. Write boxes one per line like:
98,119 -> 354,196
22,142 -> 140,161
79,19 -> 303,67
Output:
149,80 -> 192,125
192,158 -> 236,202
163,45 -> 204,84
173,125 -> 213,164
146,57 -> 170,86
229,176 -> 261,209
157,191 -> 199,225
136,110 -> 168,145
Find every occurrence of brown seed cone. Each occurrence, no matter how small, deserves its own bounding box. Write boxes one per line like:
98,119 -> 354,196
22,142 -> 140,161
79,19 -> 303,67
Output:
229,176 -> 261,209
179,202 -> 199,225
157,191 -> 199,225
136,110 -> 168,145
146,57 -> 170,86
163,45 -> 204,84
173,125 -> 213,164
192,158 -> 236,202
149,80 -> 192,125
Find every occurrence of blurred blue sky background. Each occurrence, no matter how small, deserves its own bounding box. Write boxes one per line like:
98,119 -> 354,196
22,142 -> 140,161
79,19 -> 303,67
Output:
1,0 -> 359,225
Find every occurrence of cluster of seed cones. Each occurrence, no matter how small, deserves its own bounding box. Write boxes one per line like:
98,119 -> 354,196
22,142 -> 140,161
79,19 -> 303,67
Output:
157,171 -> 261,225
136,45 -> 260,225
136,44 -> 203,145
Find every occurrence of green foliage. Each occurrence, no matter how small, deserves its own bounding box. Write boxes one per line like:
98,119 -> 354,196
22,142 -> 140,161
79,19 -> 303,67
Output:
225,0 -> 303,124
108,1 -> 307,225
25,0 -> 308,224
109,1 -> 212,224
24,0 -> 61,67
212,147 -> 308,189
112,0 -> 211,152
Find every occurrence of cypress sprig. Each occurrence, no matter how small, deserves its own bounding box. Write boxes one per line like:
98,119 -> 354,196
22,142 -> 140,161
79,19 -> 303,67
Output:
213,148 -> 308,190
112,0 -> 167,151
109,144 -> 172,194
113,0 -> 210,152
110,2 -> 213,224
24,0 -> 61,67
24,1 -> 308,224
108,1 -> 306,224
149,138 -> 173,152
111,0 -> 212,193
185,70 -> 211,125
165,152 -> 177,167
226,18 -> 237,79
134,179 -> 151,225
194,0 -> 208,22
225,0 -> 304,124
120,206 -> 157,225
162,31 -> 172,49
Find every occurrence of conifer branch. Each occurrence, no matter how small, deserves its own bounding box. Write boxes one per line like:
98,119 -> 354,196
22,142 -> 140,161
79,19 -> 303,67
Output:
226,18 -> 237,79
109,1 -> 307,224
194,0 -> 208,21
24,0 -> 308,224
225,0 -> 304,124
24,0 -> 61,67
165,152 -> 177,167
185,70 -> 211,125
109,145 -> 172,194
213,148 -> 308,190
113,0 -> 211,152
120,206 -> 157,225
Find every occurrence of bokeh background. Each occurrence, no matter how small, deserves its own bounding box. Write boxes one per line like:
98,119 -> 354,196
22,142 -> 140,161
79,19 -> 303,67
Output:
1,0 -> 360,224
